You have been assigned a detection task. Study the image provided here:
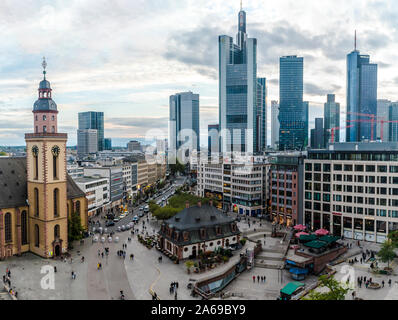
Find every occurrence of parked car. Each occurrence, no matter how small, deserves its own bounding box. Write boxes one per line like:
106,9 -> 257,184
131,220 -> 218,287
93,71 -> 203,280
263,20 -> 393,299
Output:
113,217 -> 120,223
132,215 -> 139,222
138,212 -> 144,218
105,221 -> 115,227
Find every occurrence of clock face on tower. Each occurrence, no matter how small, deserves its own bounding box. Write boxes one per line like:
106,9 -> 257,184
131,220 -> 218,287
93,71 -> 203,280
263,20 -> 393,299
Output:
32,145 -> 39,157
52,145 -> 60,157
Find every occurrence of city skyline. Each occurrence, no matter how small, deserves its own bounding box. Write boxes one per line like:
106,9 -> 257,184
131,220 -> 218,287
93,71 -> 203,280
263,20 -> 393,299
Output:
1,0 -> 398,146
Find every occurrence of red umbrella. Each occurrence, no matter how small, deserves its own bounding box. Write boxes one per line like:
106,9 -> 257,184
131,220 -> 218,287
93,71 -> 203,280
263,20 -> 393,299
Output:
294,224 -> 307,231
295,232 -> 309,238
315,229 -> 329,236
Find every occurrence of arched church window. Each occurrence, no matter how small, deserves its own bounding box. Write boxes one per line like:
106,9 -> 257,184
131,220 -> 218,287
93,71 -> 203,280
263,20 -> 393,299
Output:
35,225 -> 40,247
4,212 -> 12,243
21,210 -> 28,245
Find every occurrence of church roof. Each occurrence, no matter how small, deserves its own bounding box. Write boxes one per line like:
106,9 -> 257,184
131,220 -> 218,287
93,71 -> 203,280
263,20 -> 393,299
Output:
0,157 -> 85,210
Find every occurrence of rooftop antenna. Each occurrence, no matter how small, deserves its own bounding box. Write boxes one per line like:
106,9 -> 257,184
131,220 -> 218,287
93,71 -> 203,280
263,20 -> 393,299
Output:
42,56 -> 47,80
240,0 -> 242,10
354,30 -> 357,51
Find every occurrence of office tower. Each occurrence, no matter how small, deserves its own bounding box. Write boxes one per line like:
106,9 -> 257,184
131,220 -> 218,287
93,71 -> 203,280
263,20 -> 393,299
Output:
127,140 -> 142,152
346,37 -> 378,142
310,118 -> 325,149
377,99 -> 391,141
78,111 -> 104,151
389,103 -> 398,142
278,56 -> 305,151
77,129 -> 98,155
219,6 -> 258,153
169,91 -> 200,154
208,124 -> 220,154
324,94 -> 341,144
271,101 -> 279,149
104,138 -> 112,150
257,77 -> 267,151
303,101 -> 309,148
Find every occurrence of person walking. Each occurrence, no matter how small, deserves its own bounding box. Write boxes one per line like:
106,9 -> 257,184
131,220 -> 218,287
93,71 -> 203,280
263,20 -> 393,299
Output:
252,275 -> 255,283
382,280 -> 385,288
257,275 -> 260,283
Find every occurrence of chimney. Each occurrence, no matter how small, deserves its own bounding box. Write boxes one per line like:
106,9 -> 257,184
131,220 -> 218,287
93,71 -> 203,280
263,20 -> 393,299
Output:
209,200 -> 213,207
197,201 -> 202,208
185,201 -> 190,208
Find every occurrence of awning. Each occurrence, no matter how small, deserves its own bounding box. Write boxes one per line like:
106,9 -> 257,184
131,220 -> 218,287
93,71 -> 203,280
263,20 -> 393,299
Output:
289,268 -> 308,275
319,235 -> 340,243
304,240 -> 328,249
280,282 -> 305,296
299,234 -> 317,242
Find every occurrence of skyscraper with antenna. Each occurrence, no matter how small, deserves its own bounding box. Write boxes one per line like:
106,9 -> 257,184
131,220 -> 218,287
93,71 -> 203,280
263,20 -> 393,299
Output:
346,31 -> 378,142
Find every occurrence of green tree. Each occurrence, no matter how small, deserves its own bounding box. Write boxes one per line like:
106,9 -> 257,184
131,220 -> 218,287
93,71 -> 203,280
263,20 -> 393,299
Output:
68,211 -> 84,242
387,230 -> 398,248
169,159 -> 185,176
377,240 -> 396,269
304,275 -> 350,300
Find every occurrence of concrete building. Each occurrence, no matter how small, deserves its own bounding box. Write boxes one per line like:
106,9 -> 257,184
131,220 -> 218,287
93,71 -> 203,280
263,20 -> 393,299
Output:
271,101 -> 279,150
127,140 -> 142,152
269,153 -> 305,227
304,142 -> 398,243
74,176 -> 110,217
83,167 -> 124,208
67,164 -> 84,179
197,156 -> 268,216
77,129 -> 98,156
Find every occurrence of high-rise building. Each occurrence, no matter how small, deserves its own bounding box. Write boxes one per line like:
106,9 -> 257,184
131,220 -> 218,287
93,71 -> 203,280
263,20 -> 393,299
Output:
389,102 -> 398,142
77,129 -> 98,156
346,39 -> 378,142
169,91 -> 200,154
208,124 -> 219,155
219,6 -> 258,153
278,56 -> 305,151
78,111 -> 104,151
104,138 -> 112,150
310,118 -> 325,149
127,140 -> 142,152
377,99 -> 391,141
257,77 -> 267,151
271,101 -> 279,149
324,94 -> 340,145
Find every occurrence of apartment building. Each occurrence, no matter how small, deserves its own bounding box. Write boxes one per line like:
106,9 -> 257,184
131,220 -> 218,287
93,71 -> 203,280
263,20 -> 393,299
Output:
197,156 -> 267,216
269,153 -> 305,227
304,142 -> 398,243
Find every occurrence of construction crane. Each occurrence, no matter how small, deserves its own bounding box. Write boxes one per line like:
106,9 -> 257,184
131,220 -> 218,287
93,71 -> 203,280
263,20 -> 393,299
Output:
329,125 -> 354,143
346,111 -> 380,141
346,118 -> 398,141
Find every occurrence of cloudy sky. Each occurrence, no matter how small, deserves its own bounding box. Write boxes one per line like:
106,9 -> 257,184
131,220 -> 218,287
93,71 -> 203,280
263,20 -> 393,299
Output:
0,0 -> 397,146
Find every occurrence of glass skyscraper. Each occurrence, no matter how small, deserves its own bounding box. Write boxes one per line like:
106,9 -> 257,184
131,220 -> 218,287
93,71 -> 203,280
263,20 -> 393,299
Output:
346,48 -> 378,142
257,77 -> 267,151
324,94 -> 340,144
278,56 -> 306,150
219,7 -> 258,153
78,111 -> 104,151
169,91 -> 200,153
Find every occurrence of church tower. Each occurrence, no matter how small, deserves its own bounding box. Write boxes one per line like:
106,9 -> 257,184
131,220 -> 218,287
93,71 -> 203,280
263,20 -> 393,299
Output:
25,58 -> 68,258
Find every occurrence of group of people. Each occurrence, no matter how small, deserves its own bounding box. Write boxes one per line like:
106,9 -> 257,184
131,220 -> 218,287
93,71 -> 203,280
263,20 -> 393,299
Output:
252,275 -> 266,283
169,281 -> 179,299
2,269 -> 17,299
357,275 -> 392,289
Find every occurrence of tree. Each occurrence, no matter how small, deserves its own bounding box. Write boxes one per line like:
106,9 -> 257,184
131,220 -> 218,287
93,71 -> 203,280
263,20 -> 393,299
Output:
185,260 -> 194,273
387,230 -> 398,248
304,275 -> 350,300
377,240 -> 396,269
169,159 -> 185,176
68,211 -> 84,242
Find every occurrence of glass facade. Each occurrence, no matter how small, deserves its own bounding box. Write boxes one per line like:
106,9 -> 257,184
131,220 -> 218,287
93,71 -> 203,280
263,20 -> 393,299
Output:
78,111 -> 104,151
324,94 -> 340,144
279,56 -> 306,150
389,103 -> 398,142
346,51 -> 378,142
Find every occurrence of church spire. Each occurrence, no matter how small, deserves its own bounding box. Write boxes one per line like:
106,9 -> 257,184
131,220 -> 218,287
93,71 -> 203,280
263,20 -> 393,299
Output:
42,57 -> 47,80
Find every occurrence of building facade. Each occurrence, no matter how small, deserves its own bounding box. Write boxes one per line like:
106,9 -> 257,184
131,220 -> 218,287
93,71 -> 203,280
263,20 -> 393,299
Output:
77,129 -> 98,156
279,56 -> 306,151
310,118 -> 325,149
208,124 -> 220,155
78,111 -> 104,151
271,101 -> 279,150
169,92 -> 200,155
304,143 -> 398,243
324,94 -> 340,145
219,7 -> 258,153
104,138 -> 112,150
74,177 -> 109,217
127,140 -> 142,152
257,77 -> 267,151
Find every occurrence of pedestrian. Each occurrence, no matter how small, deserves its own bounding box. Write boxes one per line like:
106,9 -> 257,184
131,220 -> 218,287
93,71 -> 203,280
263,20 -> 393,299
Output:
257,275 -> 260,283
2,275 -> 5,283
174,290 -> 177,300
252,275 -> 255,283
54,266 -> 57,273
360,258 -> 362,264
264,276 -> 266,283
101,252 -> 104,258
352,291 -> 356,300
382,280 -> 385,288
389,279 -> 392,287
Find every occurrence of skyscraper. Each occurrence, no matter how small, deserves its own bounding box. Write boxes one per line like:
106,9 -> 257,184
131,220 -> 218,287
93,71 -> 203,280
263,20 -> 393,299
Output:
169,91 -> 200,154
219,6 -> 258,153
346,37 -> 378,142
279,56 -> 305,150
310,118 -> 325,149
77,129 -> 98,156
104,138 -> 112,150
389,103 -> 398,142
271,101 -> 279,149
324,94 -> 340,145
257,77 -> 267,151
208,124 -> 220,155
78,111 -> 104,151
377,99 -> 391,141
